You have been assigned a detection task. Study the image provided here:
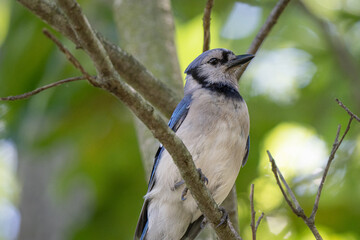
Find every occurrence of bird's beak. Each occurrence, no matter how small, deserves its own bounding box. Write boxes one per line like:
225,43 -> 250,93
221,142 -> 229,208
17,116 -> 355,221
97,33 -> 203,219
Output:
226,54 -> 254,70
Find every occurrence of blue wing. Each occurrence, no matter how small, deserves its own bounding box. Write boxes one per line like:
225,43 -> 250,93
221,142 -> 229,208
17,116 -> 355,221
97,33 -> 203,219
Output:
134,94 -> 192,240
147,94 -> 192,190
242,135 -> 250,167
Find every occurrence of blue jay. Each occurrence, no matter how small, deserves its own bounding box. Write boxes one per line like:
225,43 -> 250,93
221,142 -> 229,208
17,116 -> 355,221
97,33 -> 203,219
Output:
135,48 -> 253,240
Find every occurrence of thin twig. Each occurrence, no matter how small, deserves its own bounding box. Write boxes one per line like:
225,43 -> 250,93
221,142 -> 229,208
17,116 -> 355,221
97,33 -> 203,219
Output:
202,0 -> 214,52
237,0 -> 291,80
311,118 -> 355,221
277,167 -> 302,211
255,213 -> 265,233
249,184 -> 264,240
43,29 -> 98,86
268,150 -> 322,239
250,184 -> 256,240
336,99 -> 360,122
0,76 -> 86,101
20,0 -> 181,117
311,99 -> 359,220
309,125 -> 340,220
267,99 -> 359,240
267,151 -> 305,218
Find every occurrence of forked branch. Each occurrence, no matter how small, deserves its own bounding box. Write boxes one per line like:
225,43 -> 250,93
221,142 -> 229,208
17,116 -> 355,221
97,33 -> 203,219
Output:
0,29 -> 96,102
43,29 -> 97,84
0,76 -> 86,101
267,99 -> 359,240
250,184 -> 264,240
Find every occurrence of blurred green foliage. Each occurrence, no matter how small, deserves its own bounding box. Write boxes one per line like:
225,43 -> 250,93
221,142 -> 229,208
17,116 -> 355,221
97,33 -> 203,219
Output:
0,0 -> 359,239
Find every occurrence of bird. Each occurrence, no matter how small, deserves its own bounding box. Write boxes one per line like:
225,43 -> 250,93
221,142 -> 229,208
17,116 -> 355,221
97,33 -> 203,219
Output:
134,48 -> 253,240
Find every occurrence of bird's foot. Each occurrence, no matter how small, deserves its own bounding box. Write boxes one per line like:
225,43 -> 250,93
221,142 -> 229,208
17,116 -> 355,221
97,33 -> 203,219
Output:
180,168 -> 209,201
216,207 -> 229,228
197,168 -> 209,185
181,187 -> 189,201
173,180 -> 185,190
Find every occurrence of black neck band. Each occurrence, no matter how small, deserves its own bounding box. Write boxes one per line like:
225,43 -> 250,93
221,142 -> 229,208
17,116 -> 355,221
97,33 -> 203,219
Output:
190,68 -> 243,100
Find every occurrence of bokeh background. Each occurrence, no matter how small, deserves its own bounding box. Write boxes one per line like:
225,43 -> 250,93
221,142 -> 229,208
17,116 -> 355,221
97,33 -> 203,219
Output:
1,0 -> 360,239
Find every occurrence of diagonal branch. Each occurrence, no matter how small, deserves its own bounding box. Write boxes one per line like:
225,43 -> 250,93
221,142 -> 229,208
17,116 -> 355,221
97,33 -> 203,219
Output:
309,125 -> 341,220
42,29 -> 97,84
55,0 -> 240,239
268,151 -> 322,239
0,76 -> 86,101
237,0 -> 291,80
267,151 -> 305,218
1,28 -> 97,102
277,164 -> 302,211
336,99 -> 360,122
310,99 -> 359,220
255,212 -> 265,233
267,99 -> 359,240
17,0 -> 180,118
202,0 -> 214,52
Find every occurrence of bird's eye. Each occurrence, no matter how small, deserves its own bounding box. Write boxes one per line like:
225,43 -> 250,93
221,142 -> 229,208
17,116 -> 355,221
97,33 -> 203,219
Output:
208,58 -> 219,65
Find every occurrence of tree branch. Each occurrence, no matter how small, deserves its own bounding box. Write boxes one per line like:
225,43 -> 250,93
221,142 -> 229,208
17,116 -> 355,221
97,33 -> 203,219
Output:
277,162 -> 302,212
267,99 -> 359,240
17,0 -> 180,118
255,212 -> 264,233
336,99 -> 360,122
250,184 -> 264,240
236,0 -> 291,80
202,0 -> 214,52
42,28 -> 97,84
53,0 -> 240,238
310,99 -> 359,220
267,151 -> 306,218
268,151 -> 322,239
0,76 -> 86,101
1,28 -> 97,102
250,184 -> 256,240
309,125 -> 341,220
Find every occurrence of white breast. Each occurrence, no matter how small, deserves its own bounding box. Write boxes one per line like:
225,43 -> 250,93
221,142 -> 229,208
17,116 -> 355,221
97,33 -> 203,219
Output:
178,90 -> 249,206
145,90 -> 249,238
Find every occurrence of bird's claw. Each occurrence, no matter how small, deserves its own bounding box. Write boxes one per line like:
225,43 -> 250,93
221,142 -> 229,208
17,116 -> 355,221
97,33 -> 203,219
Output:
197,168 -> 209,185
174,180 -> 185,190
180,168 -> 209,201
216,207 -> 229,228
181,187 -> 189,201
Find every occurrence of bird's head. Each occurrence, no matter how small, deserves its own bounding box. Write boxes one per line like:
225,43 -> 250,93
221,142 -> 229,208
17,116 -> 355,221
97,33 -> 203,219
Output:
184,48 -> 254,91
